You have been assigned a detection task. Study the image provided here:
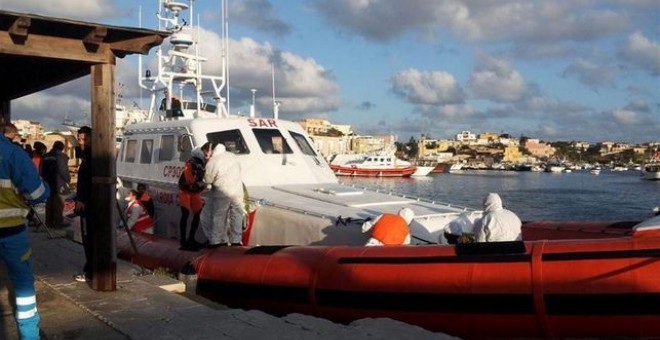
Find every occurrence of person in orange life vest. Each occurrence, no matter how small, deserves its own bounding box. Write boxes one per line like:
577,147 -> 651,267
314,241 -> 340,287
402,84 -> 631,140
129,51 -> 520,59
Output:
125,190 -> 154,234
361,207 -> 415,246
179,142 -> 213,250
31,141 -> 47,173
137,183 -> 155,218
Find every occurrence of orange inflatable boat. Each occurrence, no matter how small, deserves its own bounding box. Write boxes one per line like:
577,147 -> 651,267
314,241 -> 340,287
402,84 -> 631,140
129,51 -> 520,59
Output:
117,216 -> 660,339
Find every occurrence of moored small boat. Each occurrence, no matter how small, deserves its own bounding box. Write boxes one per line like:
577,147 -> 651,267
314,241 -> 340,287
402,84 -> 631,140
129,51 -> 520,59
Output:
330,164 -> 417,177
329,152 -> 422,177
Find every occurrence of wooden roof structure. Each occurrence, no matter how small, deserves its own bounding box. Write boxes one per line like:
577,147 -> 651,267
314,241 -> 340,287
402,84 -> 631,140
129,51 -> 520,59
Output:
0,10 -> 168,101
0,9 -> 169,291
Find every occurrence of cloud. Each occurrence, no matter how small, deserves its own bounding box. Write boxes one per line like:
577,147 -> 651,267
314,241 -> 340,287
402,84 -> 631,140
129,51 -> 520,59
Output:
620,32 -> 660,75
230,0 -> 292,37
1,0 -> 120,21
312,0 -> 450,42
562,58 -> 616,90
524,99 -> 659,143
419,104 -> 476,120
356,101 -> 376,111
512,42 -> 572,60
312,1 -> 631,43
468,55 -> 526,102
391,68 -> 465,105
267,50 -> 342,115
13,92 -> 90,130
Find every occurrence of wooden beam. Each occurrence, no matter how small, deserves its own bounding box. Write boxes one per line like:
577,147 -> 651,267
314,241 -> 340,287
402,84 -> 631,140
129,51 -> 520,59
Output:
8,16 -> 30,43
110,35 -> 165,57
83,26 -> 107,52
90,62 -> 117,292
0,31 -> 114,64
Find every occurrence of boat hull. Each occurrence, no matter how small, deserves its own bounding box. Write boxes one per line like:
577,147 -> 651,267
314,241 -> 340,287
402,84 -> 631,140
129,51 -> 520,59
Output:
330,164 -> 416,177
118,230 -> 660,338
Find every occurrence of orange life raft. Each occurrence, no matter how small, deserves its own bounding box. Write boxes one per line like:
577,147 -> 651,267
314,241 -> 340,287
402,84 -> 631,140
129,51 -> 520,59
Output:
118,226 -> 660,338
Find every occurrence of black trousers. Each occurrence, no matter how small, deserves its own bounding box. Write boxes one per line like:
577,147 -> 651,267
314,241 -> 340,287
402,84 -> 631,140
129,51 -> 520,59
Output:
80,215 -> 95,279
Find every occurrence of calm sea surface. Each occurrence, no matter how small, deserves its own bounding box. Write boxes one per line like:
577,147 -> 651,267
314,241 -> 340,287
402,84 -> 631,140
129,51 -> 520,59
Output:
339,169 -> 659,222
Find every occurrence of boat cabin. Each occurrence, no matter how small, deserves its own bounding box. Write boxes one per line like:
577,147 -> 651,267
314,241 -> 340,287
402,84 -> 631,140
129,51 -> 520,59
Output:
117,115 -> 479,246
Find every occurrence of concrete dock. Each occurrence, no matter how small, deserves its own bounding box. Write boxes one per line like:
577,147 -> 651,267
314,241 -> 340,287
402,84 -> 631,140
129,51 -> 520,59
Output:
0,226 -> 456,339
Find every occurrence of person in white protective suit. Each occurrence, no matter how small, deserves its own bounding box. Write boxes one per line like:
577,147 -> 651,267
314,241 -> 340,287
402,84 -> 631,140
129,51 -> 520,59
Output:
200,143 -> 245,247
361,207 -> 414,246
472,193 -> 522,242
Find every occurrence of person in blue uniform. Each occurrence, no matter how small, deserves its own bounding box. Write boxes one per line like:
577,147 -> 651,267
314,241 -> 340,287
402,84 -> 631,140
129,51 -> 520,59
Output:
0,123 -> 50,339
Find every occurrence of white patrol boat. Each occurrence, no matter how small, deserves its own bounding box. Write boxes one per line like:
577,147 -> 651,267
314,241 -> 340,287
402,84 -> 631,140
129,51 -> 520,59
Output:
116,0 -> 481,246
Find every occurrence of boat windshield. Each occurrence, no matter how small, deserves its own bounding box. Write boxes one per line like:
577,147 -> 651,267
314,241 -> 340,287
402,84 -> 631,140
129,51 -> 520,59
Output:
207,129 -> 250,154
289,131 -> 317,156
253,129 -> 292,154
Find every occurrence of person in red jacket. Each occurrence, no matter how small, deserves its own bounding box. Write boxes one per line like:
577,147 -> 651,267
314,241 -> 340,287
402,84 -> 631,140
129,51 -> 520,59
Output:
178,142 -> 212,250
125,190 -> 154,234
362,207 -> 414,246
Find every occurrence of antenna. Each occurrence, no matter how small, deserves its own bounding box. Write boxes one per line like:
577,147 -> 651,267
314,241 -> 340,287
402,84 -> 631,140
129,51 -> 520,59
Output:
272,63 -> 280,119
250,89 -> 257,118
223,0 -> 230,115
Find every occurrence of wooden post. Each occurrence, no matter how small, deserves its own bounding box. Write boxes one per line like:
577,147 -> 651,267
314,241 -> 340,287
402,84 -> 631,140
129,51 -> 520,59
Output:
90,62 -> 117,291
0,99 -> 9,125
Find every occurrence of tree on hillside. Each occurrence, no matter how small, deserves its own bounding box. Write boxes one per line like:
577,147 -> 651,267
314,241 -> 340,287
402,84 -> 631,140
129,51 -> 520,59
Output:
520,135 -> 530,145
407,137 -> 418,159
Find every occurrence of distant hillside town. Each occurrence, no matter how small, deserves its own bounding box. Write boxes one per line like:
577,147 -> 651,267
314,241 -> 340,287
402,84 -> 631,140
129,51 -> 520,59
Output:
298,118 -> 660,168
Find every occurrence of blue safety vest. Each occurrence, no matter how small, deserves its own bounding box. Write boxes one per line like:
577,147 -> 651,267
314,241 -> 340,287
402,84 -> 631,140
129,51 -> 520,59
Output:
0,135 -> 49,228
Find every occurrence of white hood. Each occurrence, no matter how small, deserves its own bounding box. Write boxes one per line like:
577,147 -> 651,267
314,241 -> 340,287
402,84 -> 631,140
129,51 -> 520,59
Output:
483,193 -> 503,213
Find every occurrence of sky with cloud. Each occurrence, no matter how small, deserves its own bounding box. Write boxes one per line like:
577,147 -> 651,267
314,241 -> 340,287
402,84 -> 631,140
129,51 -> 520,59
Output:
2,0 -> 658,143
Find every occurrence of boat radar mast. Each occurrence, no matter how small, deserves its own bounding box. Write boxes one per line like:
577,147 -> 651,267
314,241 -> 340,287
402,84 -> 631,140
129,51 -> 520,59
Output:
138,0 -> 229,121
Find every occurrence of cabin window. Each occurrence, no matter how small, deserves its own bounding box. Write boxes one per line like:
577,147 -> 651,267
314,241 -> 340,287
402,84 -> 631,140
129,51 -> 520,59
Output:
289,131 -> 318,156
178,134 -> 194,161
124,140 -> 138,163
253,129 -> 292,154
159,135 -> 175,161
140,139 -> 154,164
207,129 -> 250,154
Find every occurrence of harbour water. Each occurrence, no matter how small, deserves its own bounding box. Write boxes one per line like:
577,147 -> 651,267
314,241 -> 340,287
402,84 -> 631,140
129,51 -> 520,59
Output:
339,169 -> 659,222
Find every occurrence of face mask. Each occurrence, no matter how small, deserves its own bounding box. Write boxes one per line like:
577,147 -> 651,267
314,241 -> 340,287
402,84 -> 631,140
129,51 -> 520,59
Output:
125,196 -> 132,202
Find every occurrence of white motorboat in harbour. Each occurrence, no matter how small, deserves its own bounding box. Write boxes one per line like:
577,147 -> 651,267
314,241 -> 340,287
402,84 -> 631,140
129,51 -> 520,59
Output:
545,164 -> 565,173
330,152 -> 433,177
448,162 -> 463,173
642,164 -> 660,181
116,0 -> 479,247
